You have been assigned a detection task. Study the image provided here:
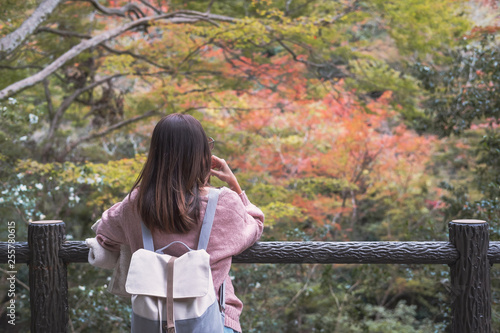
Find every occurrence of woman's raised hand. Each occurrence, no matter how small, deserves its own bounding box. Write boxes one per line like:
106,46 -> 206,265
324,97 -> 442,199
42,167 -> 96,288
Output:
210,155 -> 242,194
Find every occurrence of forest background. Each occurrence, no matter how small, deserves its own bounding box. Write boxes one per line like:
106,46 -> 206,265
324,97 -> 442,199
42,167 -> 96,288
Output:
0,0 -> 499,332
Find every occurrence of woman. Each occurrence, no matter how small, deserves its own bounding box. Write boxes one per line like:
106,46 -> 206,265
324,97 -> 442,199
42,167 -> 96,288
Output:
95,113 -> 264,333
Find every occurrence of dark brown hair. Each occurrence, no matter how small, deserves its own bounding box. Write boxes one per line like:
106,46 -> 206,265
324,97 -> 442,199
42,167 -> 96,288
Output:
131,113 -> 211,233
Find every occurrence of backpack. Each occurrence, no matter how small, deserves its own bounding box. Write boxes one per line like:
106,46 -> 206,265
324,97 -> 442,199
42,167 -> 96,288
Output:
125,188 -> 226,333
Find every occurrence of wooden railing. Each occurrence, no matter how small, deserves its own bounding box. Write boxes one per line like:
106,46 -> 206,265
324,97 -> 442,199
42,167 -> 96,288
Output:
1,219 -> 497,332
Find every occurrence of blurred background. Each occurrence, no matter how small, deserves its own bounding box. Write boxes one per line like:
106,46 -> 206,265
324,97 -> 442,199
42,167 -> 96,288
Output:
0,0 -> 499,331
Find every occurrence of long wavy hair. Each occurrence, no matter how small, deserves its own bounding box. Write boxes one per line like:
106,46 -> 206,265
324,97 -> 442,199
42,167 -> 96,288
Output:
131,113 -> 212,233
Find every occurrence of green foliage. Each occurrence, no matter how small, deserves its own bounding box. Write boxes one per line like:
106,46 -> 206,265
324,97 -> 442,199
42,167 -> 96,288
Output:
417,28 -> 500,332
347,59 -> 423,121
233,262 -> 449,332
68,265 -> 131,332
0,157 -> 145,240
293,177 -> 355,199
0,98 -> 31,177
415,36 -> 500,136
417,34 -> 500,229
352,301 -> 436,332
261,201 -> 303,227
0,0 -> 495,331
371,0 -> 469,57
0,0 -> 38,37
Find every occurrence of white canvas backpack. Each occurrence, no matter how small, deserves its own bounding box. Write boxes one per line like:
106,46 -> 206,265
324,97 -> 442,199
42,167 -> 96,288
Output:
125,188 -> 226,333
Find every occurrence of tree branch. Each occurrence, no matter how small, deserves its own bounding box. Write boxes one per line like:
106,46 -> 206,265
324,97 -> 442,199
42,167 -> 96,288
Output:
42,74 -> 123,158
277,38 -> 350,81
0,11 -> 237,100
100,44 -> 173,71
0,0 -> 64,58
206,0 -> 217,13
62,108 -> 160,158
276,39 -> 327,69
285,0 -> 315,17
0,64 -> 44,70
314,0 -> 360,26
35,26 -> 176,75
43,79 -> 54,119
138,0 -> 163,15
84,0 -> 145,19
172,13 -> 220,27
0,268 -> 29,291
176,44 -> 205,69
36,27 -> 91,39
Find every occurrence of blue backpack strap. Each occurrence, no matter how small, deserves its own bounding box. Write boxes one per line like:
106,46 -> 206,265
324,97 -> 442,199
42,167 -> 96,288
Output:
141,188 -> 226,315
141,221 -> 155,251
198,188 -> 226,316
219,279 -> 226,313
197,188 -> 220,250
197,188 -> 226,316
141,188 -> 220,252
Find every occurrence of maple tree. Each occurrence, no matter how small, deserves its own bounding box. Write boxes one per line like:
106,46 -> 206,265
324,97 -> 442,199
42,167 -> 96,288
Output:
205,86 -> 438,238
0,0 -> 468,162
1,0 -> 493,332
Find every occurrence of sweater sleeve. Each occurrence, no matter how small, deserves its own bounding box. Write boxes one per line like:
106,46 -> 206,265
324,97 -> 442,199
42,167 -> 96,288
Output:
212,188 -> 264,256
95,198 -> 128,252
237,190 -> 265,252
239,190 -> 265,236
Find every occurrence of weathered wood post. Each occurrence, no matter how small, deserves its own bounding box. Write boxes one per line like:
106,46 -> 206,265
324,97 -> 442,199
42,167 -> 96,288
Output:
449,219 -> 491,332
28,220 -> 68,333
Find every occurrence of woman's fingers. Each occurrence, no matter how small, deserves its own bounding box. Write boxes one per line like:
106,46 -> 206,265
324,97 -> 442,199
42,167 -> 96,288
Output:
211,155 -> 229,171
210,155 -> 242,194
210,168 -> 223,179
211,164 -> 230,180
211,159 -> 233,182
211,155 -> 218,168
211,155 -> 225,170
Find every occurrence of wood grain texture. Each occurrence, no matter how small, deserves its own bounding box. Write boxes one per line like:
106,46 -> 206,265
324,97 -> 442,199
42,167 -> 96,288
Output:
3,240 -> 500,264
0,241 -> 29,263
59,241 -> 90,263
28,222 -> 68,333
488,242 -> 500,264
449,222 -> 491,333
57,241 -> 460,264
1,221 -> 498,332
233,241 -> 459,264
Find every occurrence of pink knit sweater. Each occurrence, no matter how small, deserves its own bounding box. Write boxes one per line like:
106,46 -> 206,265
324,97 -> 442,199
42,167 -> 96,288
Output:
96,187 -> 264,332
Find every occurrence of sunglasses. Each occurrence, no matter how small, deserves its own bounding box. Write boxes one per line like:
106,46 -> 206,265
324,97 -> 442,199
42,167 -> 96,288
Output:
208,137 -> 215,151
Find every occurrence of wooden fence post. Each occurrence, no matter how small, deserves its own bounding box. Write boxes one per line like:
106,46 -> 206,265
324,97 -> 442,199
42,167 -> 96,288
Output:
28,221 -> 68,333
449,219 -> 491,333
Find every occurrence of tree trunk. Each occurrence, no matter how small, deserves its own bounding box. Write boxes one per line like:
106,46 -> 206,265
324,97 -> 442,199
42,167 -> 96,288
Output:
0,0 -> 63,57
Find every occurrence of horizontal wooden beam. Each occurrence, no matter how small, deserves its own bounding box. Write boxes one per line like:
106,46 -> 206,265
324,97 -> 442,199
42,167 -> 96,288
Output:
2,240 -> 500,265
488,242 -> 500,263
234,241 -> 459,264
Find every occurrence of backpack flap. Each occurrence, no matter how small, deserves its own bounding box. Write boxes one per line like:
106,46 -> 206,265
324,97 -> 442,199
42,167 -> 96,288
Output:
125,248 -> 211,299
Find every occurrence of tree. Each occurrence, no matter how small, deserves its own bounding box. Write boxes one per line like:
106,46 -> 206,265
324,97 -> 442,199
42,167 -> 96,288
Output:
203,76 -> 447,332
415,32 -> 500,229
0,0 -> 468,162
0,0 -> 476,331
413,2 -> 500,328
0,0 -> 64,57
